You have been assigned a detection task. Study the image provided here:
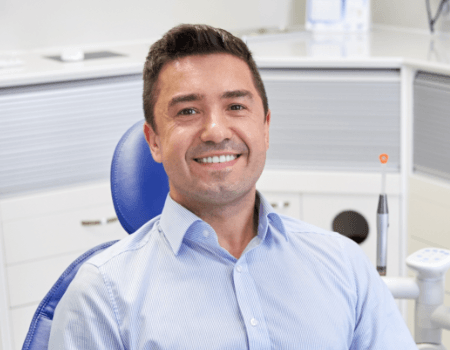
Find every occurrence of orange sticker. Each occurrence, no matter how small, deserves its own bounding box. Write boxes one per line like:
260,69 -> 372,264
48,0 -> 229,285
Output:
379,154 -> 389,164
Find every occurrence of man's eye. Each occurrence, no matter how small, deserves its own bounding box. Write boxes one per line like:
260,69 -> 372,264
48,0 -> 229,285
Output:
179,108 -> 197,115
230,105 -> 244,111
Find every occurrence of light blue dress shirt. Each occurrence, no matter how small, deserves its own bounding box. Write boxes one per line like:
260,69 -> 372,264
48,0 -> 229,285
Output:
49,193 -> 416,349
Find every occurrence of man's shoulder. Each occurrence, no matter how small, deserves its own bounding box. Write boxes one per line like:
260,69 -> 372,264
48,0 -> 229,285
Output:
277,214 -> 342,239
85,215 -> 161,268
275,213 -> 362,260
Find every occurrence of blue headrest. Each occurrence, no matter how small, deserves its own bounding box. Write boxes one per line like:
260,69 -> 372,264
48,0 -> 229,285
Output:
111,120 -> 169,234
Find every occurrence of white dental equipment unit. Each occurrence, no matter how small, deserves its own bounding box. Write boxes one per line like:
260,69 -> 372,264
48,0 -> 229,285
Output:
378,154 -> 450,349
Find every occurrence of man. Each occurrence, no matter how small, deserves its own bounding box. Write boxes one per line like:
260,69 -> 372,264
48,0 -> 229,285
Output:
49,24 -> 416,349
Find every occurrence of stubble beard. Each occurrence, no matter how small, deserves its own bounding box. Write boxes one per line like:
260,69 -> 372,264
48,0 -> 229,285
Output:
190,161 -> 264,208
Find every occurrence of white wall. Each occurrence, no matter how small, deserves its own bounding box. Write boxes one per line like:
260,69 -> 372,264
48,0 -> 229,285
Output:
0,0 -> 294,51
1,0 -> 449,52
294,0 -> 450,33
372,0 -> 450,33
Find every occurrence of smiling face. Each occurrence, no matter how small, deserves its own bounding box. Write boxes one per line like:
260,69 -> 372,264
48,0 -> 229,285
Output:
143,53 -> 270,210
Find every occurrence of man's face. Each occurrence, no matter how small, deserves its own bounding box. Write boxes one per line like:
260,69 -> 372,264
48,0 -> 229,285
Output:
144,53 -> 270,208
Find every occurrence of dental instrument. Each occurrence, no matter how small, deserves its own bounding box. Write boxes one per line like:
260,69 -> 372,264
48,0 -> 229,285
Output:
377,153 -> 389,276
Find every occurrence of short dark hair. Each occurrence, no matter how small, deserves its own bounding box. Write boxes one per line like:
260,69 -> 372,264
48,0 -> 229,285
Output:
142,24 -> 269,133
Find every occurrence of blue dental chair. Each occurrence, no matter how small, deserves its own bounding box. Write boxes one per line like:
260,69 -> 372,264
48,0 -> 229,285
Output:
21,120 -> 169,350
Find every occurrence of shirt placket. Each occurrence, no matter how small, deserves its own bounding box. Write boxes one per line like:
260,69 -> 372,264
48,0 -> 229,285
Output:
233,254 -> 271,350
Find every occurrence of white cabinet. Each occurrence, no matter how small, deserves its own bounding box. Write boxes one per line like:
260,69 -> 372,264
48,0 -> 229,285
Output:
0,182 -> 128,350
0,73 -> 143,349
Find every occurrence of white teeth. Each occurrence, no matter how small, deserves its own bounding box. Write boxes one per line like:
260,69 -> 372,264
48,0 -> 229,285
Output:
198,154 -> 237,164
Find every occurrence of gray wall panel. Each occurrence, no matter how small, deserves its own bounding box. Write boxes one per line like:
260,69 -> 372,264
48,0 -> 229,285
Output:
414,71 -> 450,181
0,75 -> 144,198
261,69 -> 401,172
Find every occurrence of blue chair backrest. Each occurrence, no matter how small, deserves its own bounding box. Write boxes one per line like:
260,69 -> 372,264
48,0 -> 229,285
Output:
21,120 -> 169,349
111,119 -> 169,234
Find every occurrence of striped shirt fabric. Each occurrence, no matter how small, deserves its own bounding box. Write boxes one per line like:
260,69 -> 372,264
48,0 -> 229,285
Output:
49,192 -> 416,349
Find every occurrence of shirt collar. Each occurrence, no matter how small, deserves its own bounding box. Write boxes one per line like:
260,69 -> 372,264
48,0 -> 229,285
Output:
159,195 -> 203,255
159,191 -> 288,256
256,191 -> 288,242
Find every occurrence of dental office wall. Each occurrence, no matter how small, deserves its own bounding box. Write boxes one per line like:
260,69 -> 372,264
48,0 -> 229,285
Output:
0,0 -> 293,51
371,0 -> 450,33
2,0 -> 450,52
294,0 -> 450,33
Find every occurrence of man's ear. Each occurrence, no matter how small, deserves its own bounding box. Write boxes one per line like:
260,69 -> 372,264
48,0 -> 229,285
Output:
264,109 -> 271,151
143,122 -> 162,163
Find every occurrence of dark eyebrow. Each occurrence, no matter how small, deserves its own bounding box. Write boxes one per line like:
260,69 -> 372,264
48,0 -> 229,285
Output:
221,90 -> 254,100
169,94 -> 204,108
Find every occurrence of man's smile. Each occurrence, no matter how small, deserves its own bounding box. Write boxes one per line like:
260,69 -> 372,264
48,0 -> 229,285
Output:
192,153 -> 242,171
194,154 -> 241,164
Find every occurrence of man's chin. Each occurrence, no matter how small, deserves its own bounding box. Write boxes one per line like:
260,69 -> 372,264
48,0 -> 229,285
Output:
194,185 -> 255,206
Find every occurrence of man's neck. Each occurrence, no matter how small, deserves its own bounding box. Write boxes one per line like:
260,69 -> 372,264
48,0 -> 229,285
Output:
178,191 -> 259,259
214,194 -> 259,259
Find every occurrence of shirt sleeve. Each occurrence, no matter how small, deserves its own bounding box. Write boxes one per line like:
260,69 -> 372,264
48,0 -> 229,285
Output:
48,262 -> 125,350
344,238 -> 417,349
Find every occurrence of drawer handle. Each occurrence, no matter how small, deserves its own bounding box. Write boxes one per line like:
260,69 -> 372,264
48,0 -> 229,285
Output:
81,217 -> 118,226
270,201 -> 290,209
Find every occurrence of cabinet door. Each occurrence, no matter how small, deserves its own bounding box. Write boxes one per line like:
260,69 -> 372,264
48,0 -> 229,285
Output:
1,182 -> 127,265
1,181 -> 128,350
0,74 -> 144,198
260,68 -> 401,173
413,71 -> 450,181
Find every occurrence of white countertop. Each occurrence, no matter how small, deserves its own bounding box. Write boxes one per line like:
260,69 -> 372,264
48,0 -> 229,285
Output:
248,26 -> 450,74
0,41 -> 152,88
1,26 -> 450,88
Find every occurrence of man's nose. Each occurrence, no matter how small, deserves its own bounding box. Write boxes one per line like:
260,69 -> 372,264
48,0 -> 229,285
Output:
200,112 -> 232,144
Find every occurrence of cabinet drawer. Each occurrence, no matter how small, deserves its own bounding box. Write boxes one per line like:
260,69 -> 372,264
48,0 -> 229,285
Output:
408,176 -> 450,248
0,181 -> 115,222
1,182 -> 128,265
3,204 -> 126,265
7,251 -> 88,308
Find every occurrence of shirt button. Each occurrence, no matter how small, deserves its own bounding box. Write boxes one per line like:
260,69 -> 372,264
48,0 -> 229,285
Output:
250,318 -> 258,326
236,265 -> 242,273
202,230 -> 209,238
